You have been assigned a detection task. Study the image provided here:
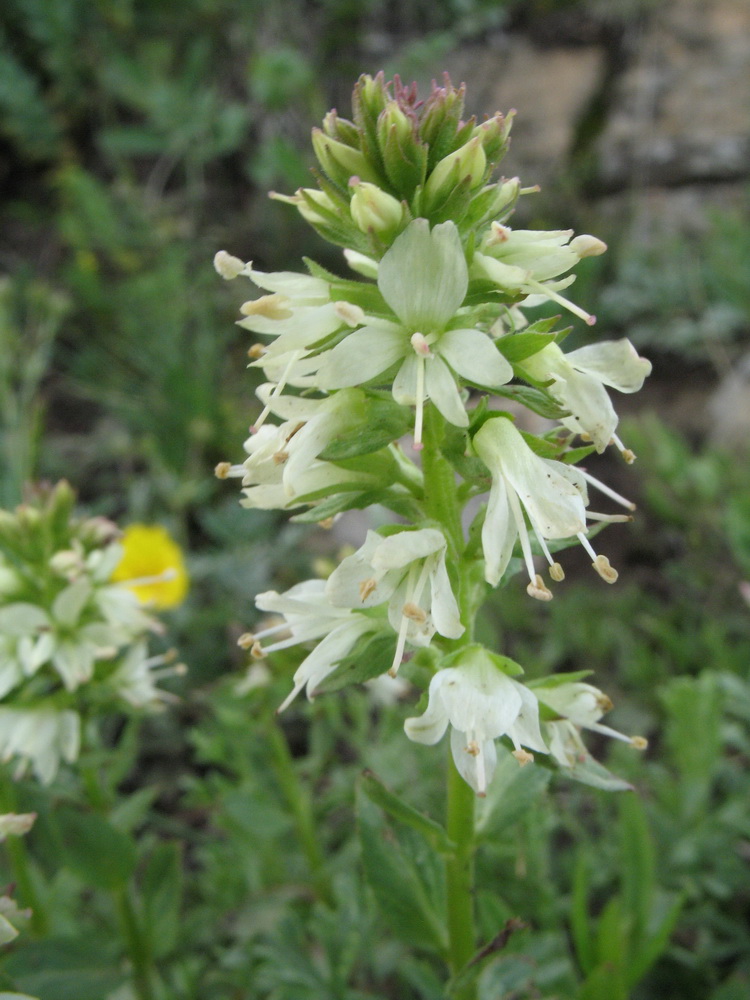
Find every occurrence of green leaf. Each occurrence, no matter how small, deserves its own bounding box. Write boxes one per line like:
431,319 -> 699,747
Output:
356,790 -> 448,955
475,751 -> 551,836
359,771 -> 456,855
142,840 -> 183,959
2,938 -> 123,1000
496,332 -> 556,362
571,852 -> 594,975
55,806 -> 137,891
313,631 -> 395,695
618,793 -> 654,948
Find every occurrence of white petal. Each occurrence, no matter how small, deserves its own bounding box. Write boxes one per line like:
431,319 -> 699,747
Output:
370,528 -> 446,571
237,302 -> 342,342
378,220 -> 468,330
392,354 -> 418,405
248,269 -> 329,299
438,329 -> 513,388
316,325 -> 405,389
481,473 -> 517,587
425,355 -> 468,427
550,369 -> 618,453
450,728 -> 497,795
325,532 -> 391,608
441,663 -> 523,739
509,681 -> 548,753
427,555 -> 464,639
51,580 -> 92,628
403,672 -> 452,745
293,618 -> 375,698
565,339 -> 652,393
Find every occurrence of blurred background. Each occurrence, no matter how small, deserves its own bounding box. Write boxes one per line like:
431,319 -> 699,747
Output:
1,0 -> 750,996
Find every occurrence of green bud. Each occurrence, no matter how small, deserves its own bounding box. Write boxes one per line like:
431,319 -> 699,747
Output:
322,109 -> 360,148
423,134 -> 487,211
353,72 -> 390,132
311,129 -> 379,189
377,102 -> 426,195
463,177 -> 521,230
420,77 -> 466,167
473,111 -> 512,166
349,179 -> 404,236
271,187 -> 340,227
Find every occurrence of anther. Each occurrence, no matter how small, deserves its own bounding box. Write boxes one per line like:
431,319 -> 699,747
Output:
402,601 -> 428,623
273,450 -> 289,465
215,462 -> 232,479
549,562 -> 565,582
512,749 -> 534,766
250,641 -> 265,660
592,554 -> 618,583
359,577 -> 377,601
237,633 -> 255,649
596,693 -> 614,713
247,344 -> 266,359
465,740 -> 480,757
631,736 -> 648,750
240,293 -> 291,320
334,301 -> 365,326
527,574 -> 553,601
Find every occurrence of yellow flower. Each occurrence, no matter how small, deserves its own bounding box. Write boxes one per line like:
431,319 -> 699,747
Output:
111,524 -> 189,609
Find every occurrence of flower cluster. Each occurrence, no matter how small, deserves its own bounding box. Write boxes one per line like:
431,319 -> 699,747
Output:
0,483 -> 187,783
218,74 -> 650,794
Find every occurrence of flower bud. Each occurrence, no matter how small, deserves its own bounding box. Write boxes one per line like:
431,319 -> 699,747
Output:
349,179 -> 404,235
213,250 -> 247,280
570,234 -> 608,258
311,129 -> 378,188
473,111 -> 512,165
420,77 -> 466,155
322,109 -> 359,147
271,187 -> 338,227
353,72 -> 390,131
423,134 -> 487,209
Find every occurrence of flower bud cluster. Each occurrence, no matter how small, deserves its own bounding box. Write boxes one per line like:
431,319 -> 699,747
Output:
218,76 -> 651,794
0,483 -> 185,783
271,72 -> 516,256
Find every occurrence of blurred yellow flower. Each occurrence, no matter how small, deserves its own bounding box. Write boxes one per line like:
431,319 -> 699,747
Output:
111,524 -> 189,609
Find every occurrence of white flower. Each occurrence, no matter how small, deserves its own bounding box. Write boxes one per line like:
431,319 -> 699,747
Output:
316,220 -> 513,447
473,417 -> 632,596
110,642 -> 184,709
404,647 -> 547,795
0,707 -> 80,783
472,226 -> 607,326
534,680 -> 647,768
0,812 -> 36,840
251,580 -> 378,712
519,340 -> 652,458
325,528 -> 463,676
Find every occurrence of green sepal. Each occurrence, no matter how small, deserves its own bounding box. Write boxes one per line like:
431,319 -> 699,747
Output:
359,770 -> 456,855
439,642 -> 524,677
496,331 -> 557,363
528,670 -> 594,691
492,384 -> 568,420
291,487 -> 421,525
313,630 -> 394,695
520,431 -> 561,459
562,443 -> 597,464
420,81 -> 466,169
440,421 -> 487,481
319,396 -> 412,461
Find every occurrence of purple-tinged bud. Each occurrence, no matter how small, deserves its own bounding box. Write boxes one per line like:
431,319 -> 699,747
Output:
473,111 -> 512,165
570,234 -> 608,258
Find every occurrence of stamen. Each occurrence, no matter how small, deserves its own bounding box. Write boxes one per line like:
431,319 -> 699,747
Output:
250,350 -> 302,432
240,293 -> 292,320
524,278 -> 596,326
512,748 -> 534,766
411,336 -> 430,451
549,562 -> 565,582
402,601 -> 427,624
592,554 -> 618,583
123,568 -> 177,588
237,633 -> 255,649
631,736 -> 648,750
248,344 -> 266,359
587,511 -> 633,523
273,450 -> 289,465
389,613 -> 411,677
334,301 -> 365,326
251,642 -> 265,659
527,574 -> 553,601
577,467 -> 636,510
359,577 -> 377,601
507,489 -> 550,599
612,433 -> 636,464
215,462 -> 245,479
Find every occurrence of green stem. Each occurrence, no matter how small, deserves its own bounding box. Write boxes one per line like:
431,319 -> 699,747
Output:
266,711 -> 336,908
419,403 -> 478,993
116,887 -> 155,1000
421,404 -> 463,556
0,771 -> 48,936
445,756 -> 478,994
